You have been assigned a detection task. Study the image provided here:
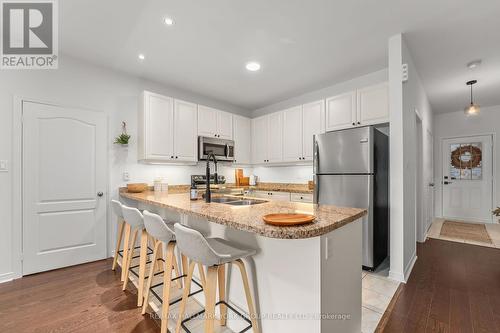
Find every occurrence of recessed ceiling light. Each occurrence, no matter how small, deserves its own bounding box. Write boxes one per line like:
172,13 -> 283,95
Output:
138,54 -> 145,61
467,59 -> 482,69
164,17 -> 174,26
245,62 -> 261,72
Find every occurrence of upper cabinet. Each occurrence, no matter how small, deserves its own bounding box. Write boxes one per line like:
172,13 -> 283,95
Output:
283,100 -> 326,162
252,113 -> 283,164
326,82 -> 389,132
198,105 -> 233,140
138,91 -> 197,163
357,82 -> 389,126
302,100 -> 325,160
233,115 -> 252,165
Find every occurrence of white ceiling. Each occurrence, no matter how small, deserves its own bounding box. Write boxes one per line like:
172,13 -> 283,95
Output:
60,0 -> 500,113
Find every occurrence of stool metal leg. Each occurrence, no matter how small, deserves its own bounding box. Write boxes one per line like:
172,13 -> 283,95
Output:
218,264 -> 227,326
122,228 -> 139,290
112,219 -> 125,271
205,266 -> 219,333
121,224 -> 131,281
142,240 -> 162,315
234,259 -> 260,333
137,229 -> 149,306
175,261 -> 196,333
160,241 -> 176,333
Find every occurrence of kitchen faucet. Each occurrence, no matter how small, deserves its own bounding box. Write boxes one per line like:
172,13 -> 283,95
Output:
205,152 -> 218,203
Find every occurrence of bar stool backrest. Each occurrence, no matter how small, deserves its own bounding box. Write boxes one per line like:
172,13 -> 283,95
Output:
143,210 -> 175,243
174,223 -> 226,266
122,205 -> 144,229
111,200 -> 124,219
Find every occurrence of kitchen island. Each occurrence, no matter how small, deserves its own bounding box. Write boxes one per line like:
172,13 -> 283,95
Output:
120,190 -> 366,333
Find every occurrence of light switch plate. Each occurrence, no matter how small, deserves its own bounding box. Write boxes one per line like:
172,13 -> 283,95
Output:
0,160 -> 8,172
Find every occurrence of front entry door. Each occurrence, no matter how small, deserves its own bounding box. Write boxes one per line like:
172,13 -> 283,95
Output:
23,101 -> 107,275
442,135 -> 493,223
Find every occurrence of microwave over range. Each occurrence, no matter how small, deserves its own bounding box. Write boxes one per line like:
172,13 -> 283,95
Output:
198,136 -> 235,162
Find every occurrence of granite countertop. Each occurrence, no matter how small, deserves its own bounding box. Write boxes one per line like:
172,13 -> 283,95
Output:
120,190 -> 366,239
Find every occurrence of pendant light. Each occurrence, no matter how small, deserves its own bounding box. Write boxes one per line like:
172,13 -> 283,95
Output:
464,80 -> 480,116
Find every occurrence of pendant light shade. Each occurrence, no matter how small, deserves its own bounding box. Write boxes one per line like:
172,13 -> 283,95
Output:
464,80 -> 480,116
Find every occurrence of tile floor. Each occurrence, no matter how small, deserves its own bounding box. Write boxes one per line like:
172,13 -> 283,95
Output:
361,259 -> 400,333
427,218 -> 500,248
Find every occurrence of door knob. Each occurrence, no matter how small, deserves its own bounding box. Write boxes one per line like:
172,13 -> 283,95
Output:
97,192 -> 104,197
429,183 -> 435,187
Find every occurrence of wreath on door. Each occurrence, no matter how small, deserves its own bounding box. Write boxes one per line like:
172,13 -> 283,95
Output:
450,145 -> 482,169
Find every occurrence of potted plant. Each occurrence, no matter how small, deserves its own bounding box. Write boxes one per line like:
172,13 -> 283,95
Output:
114,121 -> 131,146
493,207 -> 500,223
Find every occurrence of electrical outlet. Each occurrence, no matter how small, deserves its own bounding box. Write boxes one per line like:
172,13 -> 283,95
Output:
123,172 -> 130,181
0,160 -> 8,172
402,63 -> 409,82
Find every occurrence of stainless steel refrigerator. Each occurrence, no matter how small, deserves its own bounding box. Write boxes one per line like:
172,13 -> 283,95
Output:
313,126 -> 388,270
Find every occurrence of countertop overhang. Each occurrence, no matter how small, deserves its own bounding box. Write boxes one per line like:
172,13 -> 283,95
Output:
120,190 -> 366,239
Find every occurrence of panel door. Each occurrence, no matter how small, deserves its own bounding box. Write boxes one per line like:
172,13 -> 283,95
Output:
302,100 -> 325,161
217,110 -> 233,140
252,116 -> 268,164
267,112 -> 283,163
233,115 -> 251,164
357,82 -> 389,126
442,136 -> 493,223
174,99 -> 198,161
23,101 -> 107,275
146,93 -> 174,160
325,91 -> 356,131
282,106 -> 303,162
197,105 -> 218,138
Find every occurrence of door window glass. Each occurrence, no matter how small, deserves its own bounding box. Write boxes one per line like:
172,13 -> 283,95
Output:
450,143 -> 482,180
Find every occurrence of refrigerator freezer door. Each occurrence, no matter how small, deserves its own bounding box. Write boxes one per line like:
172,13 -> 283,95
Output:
314,174 -> 374,267
314,126 -> 373,174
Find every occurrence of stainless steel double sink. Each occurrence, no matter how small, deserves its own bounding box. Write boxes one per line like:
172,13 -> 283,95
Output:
210,197 -> 267,206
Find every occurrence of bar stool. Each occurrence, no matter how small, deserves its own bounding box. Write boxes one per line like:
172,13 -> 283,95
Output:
121,205 -> 154,307
110,200 -> 126,275
141,211 -> 205,333
174,223 -> 260,333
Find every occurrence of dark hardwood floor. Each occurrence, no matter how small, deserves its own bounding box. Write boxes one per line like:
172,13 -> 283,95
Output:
379,239 -> 500,333
0,259 -> 160,333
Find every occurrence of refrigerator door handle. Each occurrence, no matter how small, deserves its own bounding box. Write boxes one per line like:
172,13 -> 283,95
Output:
313,138 -> 319,174
313,175 -> 319,204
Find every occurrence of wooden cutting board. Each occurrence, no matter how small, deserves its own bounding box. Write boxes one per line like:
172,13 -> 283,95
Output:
263,213 -> 315,226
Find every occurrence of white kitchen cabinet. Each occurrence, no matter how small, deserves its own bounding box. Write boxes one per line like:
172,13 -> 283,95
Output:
198,105 -> 233,139
252,113 -> 283,164
326,91 -> 356,131
138,91 -> 175,161
252,115 -> 268,164
173,99 -> 198,162
252,190 -> 291,202
290,193 -> 313,203
267,112 -> 283,163
138,91 -> 197,163
282,106 -> 303,162
357,82 -> 389,126
302,100 -> 325,160
325,83 -> 389,132
233,115 -> 251,164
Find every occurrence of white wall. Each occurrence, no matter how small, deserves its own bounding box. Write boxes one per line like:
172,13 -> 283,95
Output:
252,69 -> 388,117
0,54 -> 251,281
434,104 -> 500,219
388,34 -> 433,282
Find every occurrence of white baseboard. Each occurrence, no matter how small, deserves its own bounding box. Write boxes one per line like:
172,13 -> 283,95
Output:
0,272 -> 16,284
388,270 -> 405,282
404,253 -> 417,282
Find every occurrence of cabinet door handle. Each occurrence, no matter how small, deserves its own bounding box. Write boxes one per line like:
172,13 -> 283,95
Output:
170,156 -> 174,159
175,156 -> 178,159
357,121 -> 361,125
352,122 -> 356,126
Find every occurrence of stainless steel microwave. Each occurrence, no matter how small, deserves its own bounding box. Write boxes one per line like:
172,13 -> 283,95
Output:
198,136 -> 235,162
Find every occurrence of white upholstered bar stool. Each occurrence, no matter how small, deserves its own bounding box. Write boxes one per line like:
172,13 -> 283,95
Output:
110,200 -> 126,275
174,223 -> 260,333
121,205 -> 154,307
142,211 -> 206,333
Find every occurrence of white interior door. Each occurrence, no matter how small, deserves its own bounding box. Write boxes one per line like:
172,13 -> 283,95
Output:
442,135 -> 493,223
23,101 -> 107,275
425,130 -> 434,233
